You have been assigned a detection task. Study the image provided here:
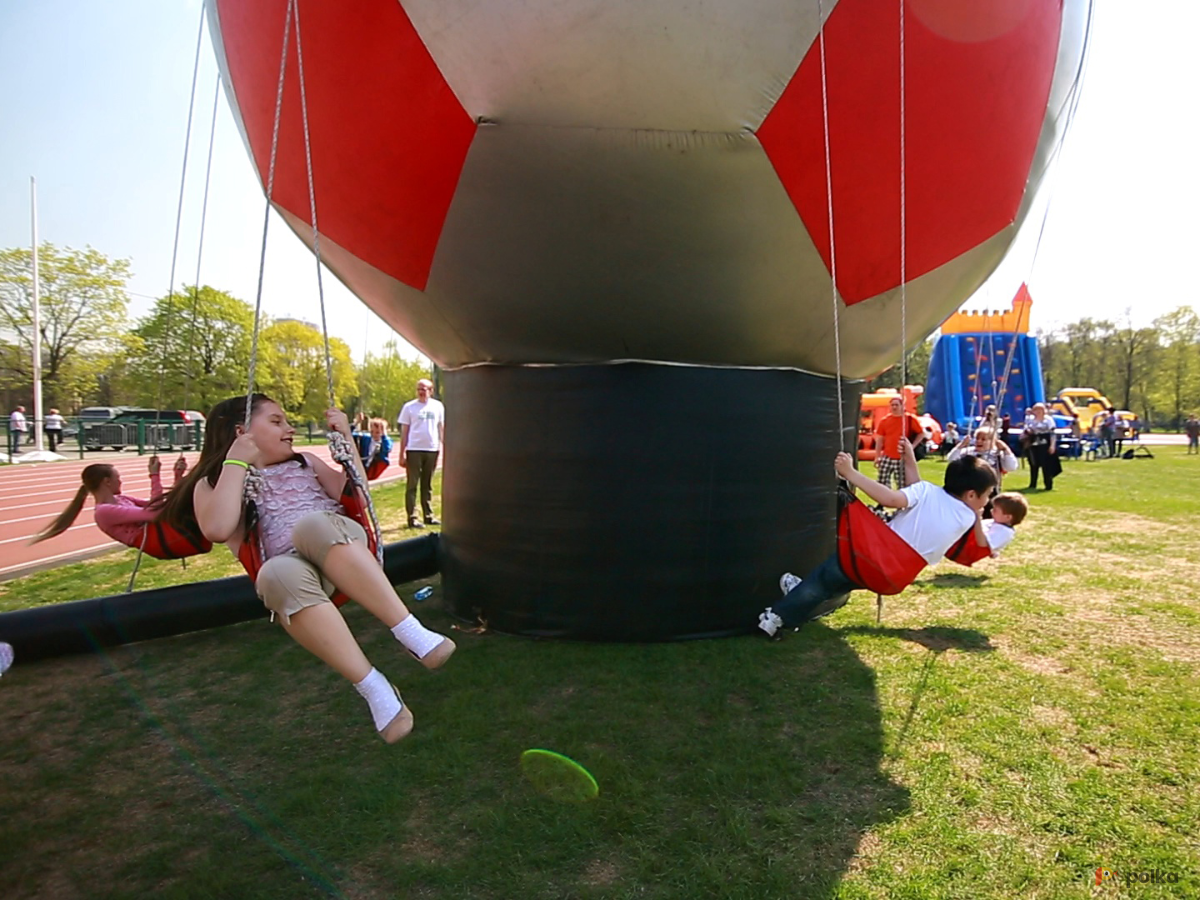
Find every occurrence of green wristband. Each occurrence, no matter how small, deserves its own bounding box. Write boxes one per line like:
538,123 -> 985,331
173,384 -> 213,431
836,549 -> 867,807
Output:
223,459 -> 250,469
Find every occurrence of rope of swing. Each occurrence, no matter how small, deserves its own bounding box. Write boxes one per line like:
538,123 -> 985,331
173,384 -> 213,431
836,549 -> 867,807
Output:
994,6 -> 1094,439
817,0 -> 910,622
152,2 -> 208,444
898,0 -> 907,395
181,73 -> 222,420
243,0 -> 292,430
817,0 -> 911,439
290,0 -> 385,562
816,0 -> 844,446
126,3 -> 207,593
978,3 -> 1093,443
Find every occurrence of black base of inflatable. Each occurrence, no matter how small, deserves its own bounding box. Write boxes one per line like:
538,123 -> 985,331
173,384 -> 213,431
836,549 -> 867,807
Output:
441,363 -> 862,641
0,535 -> 440,664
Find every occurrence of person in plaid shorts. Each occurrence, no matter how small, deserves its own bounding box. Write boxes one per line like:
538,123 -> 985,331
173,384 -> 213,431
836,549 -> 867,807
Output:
873,397 -> 923,491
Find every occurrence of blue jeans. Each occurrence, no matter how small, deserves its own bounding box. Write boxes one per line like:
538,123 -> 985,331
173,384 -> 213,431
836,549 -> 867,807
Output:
773,553 -> 858,627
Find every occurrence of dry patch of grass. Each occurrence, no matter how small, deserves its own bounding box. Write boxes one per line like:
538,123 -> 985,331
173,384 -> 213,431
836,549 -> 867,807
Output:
580,858 -> 622,887
992,634 -> 1076,677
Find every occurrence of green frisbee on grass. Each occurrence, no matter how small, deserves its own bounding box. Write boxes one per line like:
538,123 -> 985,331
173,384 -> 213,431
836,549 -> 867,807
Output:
520,749 -> 599,802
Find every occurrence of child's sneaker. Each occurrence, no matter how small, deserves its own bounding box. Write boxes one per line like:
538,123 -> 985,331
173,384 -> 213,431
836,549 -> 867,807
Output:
758,608 -> 784,638
779,572 -> 801,595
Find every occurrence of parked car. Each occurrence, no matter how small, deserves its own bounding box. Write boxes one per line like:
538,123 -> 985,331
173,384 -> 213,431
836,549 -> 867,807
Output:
64,406 -> 120,439
110,409 -> 202,424
86,409 -> 205,451
79,406 -> 120,421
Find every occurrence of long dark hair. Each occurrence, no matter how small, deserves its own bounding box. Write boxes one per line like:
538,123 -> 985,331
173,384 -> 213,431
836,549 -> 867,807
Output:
154,393 -> 288,541
30,464 -> 115,544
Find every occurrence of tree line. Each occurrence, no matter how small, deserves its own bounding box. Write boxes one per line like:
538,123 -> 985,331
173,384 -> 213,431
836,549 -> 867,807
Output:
0,243 -> 430,425
4,244 -> 1197,429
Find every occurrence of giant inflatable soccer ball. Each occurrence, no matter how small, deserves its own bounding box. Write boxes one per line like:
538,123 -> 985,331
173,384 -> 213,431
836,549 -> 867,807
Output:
210,0 -> 1091,639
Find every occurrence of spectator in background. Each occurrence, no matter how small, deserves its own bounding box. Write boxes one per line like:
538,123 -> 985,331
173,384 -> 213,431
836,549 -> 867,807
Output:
8,405 -> 27,456
1184,414 -> 1199,455
397,379 -> 445,529
1025,403 -> 1060,490
873,397 -> 924,492
44,408 -> 65,452
1114,415 -> 1130,457
1099,408 -> 1117,459
940,422 -> 960,457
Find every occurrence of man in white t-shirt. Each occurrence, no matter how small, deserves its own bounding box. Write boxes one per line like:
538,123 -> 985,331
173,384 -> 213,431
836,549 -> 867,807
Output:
397,379 -> 445,528
9,405 -> 28,455
759,443 -> 997,636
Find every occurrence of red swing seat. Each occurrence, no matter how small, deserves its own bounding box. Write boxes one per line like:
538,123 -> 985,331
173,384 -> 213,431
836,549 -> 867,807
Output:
137,520 -> 213,560
944,528 -> 992,567
365,458 -> 388,480
236,476 -> 380,608
835,486 -> 926,596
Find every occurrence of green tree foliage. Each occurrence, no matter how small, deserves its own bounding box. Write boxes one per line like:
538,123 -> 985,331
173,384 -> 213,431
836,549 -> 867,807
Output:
129,286 -> 254,411
1038,317 -> 1111,391
0,243 -> 131,408
1037,306 -> 1200,427
354,340 -> 433,423
257,318 -> 357,422
867,338 -> 933,409
1149,307 -> 1200,428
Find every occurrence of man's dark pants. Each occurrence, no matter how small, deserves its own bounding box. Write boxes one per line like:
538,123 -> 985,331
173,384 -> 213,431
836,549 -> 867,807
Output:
405,450 -> 439,521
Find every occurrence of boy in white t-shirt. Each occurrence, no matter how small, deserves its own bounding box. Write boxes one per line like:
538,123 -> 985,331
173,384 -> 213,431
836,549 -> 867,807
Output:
759,442 -> 997,636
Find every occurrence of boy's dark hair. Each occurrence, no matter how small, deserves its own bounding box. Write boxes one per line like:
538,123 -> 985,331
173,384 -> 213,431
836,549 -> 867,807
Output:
991,492 -> 1029,525
943,454 -> 997,498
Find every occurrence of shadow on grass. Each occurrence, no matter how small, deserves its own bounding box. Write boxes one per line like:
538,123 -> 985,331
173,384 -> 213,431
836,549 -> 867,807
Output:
839,626 -> 992,760
841,625 -> 996,654
0,604 -> 911,900
927,571 -> 991,589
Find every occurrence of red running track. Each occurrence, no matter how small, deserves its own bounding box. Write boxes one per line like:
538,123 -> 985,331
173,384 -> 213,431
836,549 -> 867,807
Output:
0,450 -> 406,581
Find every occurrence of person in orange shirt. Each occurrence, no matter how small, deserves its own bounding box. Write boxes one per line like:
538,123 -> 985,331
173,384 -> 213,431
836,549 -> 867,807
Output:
873,397 -> 924,491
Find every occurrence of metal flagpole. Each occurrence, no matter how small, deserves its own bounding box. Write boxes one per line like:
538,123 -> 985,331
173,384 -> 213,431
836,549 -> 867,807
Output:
30,177 -> 45,454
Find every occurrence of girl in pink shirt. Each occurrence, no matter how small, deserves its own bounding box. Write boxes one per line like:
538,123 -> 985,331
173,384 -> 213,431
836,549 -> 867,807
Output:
32,456 -> 188,548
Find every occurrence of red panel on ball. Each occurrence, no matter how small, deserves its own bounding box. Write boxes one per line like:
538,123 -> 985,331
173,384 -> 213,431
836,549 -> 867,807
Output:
215,0 -> 476,290
758,0 -> 1062,304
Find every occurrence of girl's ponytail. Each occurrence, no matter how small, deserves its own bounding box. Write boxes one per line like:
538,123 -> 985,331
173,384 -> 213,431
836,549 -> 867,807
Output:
30,464 -> 114,544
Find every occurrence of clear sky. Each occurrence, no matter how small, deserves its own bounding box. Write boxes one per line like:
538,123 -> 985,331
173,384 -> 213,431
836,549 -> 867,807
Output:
1,0 -> 1196,368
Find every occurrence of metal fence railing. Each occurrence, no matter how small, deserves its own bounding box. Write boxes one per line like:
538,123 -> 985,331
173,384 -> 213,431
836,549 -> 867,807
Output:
83,420 -> 204,452
2,418 -> 204,459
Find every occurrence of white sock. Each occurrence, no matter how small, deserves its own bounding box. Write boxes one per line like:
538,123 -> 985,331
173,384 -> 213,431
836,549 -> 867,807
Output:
391,614 -> 445,658
354,667 -> 402,732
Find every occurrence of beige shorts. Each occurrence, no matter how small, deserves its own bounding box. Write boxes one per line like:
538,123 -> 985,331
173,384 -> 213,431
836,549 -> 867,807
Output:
256,511 -> 367,624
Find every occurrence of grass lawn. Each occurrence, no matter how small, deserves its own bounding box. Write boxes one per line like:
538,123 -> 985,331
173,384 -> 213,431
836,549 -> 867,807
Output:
1,454 -> 1197,899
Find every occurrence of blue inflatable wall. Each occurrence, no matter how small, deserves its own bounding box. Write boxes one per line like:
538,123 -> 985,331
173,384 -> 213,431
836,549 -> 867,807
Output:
925,332 -> 1045,431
